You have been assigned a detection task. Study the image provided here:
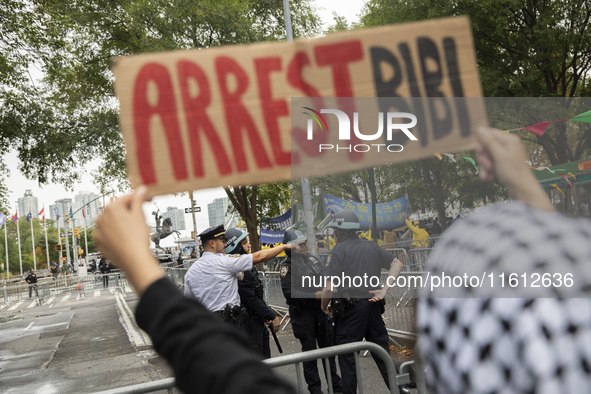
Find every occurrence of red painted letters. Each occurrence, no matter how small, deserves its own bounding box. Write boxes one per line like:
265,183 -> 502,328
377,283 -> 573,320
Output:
215,56 -> 272,173
177,60 -> 232,177
133,63 -> 188,184
255,57 -> 291,166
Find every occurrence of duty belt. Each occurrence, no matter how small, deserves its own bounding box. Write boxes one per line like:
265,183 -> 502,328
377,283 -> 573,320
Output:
290,299 -> 320,308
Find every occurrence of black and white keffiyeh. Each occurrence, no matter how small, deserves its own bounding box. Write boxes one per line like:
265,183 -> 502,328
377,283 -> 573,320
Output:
417,202 -> 591,393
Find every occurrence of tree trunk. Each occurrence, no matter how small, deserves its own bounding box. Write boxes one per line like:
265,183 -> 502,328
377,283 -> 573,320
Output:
224,186 -> 261,253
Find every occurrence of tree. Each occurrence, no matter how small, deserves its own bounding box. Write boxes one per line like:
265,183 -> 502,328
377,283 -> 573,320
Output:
225,181 -> 291,252
0,0 -> 321,204
307,157 -> 505,231
360,0 -> 591,167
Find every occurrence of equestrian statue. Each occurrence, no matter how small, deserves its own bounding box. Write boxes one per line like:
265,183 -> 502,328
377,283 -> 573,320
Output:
151,209 -> 181,249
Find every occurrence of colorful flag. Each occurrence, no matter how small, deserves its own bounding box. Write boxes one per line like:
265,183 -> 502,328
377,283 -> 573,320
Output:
56,207 -> 60,219
82,208 -> 86,218
0,212 -> 5,226
39,207 -> 45,220
69,207 -> 73,217
26,210 -> 32,222
12,211 -> 18,223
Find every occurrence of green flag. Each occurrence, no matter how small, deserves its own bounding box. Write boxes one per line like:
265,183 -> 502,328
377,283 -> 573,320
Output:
571,109 -> 591,123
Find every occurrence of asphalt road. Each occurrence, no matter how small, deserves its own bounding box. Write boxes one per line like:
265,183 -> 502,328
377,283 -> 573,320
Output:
1,288 -> 414,394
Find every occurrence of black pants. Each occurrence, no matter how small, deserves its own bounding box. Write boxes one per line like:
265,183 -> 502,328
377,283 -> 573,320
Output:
29,284 -> 38,298
103,274 -> 109,288
335,300 -> 391,394
290,304 -> 341,392
248,317 -> 270,359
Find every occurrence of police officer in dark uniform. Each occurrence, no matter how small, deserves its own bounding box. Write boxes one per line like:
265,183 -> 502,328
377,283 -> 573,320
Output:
226,228 -> 282,358
281,229 -> 342,394
320,211 -> 405,394
25,270 -> 39,298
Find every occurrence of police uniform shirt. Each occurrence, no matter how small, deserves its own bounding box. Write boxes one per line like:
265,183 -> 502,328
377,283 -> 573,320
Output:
324,237 -> 394,296
238,267 -> 276,321
136,277 -> 296,394
280,253 -> 323,302
416,202 -> 591,393
184,251 -> 253,312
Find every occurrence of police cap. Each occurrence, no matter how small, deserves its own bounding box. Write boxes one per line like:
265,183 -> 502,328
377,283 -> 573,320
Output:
327,210 -> 360,230
199,224 -> 226,242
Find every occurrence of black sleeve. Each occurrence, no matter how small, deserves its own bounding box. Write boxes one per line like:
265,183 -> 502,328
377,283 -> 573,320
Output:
136,278 -> 295,394
288,257 -> 319,299
376,244 -> 396,269
280,262 -> 292,303
239,271 -> 276,322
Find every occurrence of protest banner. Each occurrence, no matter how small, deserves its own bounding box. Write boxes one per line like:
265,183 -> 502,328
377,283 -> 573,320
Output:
323,194 -> 409,231
112,16 -> 486,196
260,209 -> 292,244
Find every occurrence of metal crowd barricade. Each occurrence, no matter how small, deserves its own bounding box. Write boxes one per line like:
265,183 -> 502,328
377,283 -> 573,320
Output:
407,248 -> 433,272
382,272 -> 426,334
423,236 -> 443,248
258,270 -> 427,337
162,267 -> 189,291
385,248 -> 410,271
91,341 -> 423,394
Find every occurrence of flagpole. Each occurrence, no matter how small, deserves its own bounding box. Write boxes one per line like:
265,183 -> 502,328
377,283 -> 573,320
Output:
4,216 -> 9,279
56,207 -> 62,266
15,204 -> 22,275
43,206 -> 49,268
83,209 -> 88,257
29,205 -> 37,271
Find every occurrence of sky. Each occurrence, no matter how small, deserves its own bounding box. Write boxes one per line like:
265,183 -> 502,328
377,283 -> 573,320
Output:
3,1 -> 366,248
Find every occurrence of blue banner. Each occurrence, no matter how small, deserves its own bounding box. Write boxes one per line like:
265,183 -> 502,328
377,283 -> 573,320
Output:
323,194 -> 409,231
260,208 -> 292,244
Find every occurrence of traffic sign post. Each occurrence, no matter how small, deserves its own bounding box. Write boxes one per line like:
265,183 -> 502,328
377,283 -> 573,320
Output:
188,192 -> 199,258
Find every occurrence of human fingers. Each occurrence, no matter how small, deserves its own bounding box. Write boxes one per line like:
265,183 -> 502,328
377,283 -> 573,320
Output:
477,148 -> 494,181
130,185 -> 149,213
477,127 -> 506,161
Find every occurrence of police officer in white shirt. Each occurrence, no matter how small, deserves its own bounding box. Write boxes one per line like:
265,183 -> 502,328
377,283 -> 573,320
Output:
184,224 -> 291,323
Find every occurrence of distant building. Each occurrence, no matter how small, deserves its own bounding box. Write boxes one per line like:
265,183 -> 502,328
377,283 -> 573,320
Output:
50,199 -> 72,229
18,190 -> 39,219
49,192 -> 100,229
162,206 -> 186,231
208,197 -> 230,227
74,191 -> 101,227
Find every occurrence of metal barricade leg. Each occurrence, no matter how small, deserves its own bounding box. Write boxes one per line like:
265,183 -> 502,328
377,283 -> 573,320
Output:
354,351 -> 364,394
295,362 -> 304,394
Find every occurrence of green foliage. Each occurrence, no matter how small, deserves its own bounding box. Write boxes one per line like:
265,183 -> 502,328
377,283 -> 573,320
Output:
360,0 -> 591,166
0,215 -> 98,277
0,0 -> 321,203
225,181 -> 291,251
307,157 -> 506,229
324,12 -> 360,34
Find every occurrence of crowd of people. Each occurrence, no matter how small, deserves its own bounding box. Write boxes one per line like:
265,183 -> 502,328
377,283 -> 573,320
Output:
23,255 -> 114,296
92,128 -> 591,394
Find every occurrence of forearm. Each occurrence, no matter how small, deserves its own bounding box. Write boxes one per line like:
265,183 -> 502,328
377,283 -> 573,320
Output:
508,172 -> 554,212
120,250 -> 165,296
252,245 -> 289,264
384,259 -> 403,293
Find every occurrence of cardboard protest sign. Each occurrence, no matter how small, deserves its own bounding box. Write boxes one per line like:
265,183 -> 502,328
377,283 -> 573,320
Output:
112,16 -> 486,196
